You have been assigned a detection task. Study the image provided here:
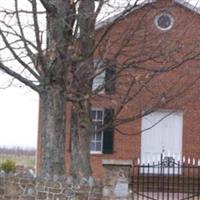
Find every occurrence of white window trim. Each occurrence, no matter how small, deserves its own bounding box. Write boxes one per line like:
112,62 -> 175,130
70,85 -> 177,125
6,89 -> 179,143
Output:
90,151 -> 102,155
92,70 -> 105,94
154,12 -> 174,31
90,108 -> 104,154
92,60 -> 105,94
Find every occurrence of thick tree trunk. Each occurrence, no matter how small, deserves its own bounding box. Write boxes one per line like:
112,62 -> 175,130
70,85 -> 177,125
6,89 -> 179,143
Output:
39,83 -> 66,177
69,0 -> 96,181
71,100 -> 92,181
37,0 -> 74,177
38,0 -> 96,179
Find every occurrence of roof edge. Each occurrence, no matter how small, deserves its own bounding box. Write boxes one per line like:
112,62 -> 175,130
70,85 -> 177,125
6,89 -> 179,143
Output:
95,0 -> 156,30
95,0 -> 200,30
174,0 -> 200,15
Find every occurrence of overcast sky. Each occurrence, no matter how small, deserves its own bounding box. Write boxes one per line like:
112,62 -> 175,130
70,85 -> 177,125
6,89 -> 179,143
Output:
0,0 -> 199,149
0,87 -> 38,148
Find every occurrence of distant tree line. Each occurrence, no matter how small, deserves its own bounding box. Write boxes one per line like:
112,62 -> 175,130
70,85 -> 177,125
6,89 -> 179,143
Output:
0,147 -> 35,156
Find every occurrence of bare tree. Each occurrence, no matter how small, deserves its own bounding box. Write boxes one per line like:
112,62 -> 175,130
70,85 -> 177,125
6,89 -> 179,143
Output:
0,0 -> 108,178
1,0 -> 200,182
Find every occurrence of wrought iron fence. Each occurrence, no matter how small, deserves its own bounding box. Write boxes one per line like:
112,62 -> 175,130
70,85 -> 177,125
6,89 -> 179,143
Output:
132,157 -> 200,200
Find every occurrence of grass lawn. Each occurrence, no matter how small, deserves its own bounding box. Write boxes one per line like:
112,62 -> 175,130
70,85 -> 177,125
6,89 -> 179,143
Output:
0,154 -> 35,168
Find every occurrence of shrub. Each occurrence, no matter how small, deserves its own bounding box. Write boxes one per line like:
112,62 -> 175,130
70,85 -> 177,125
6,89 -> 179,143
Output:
0,160 -> 16,173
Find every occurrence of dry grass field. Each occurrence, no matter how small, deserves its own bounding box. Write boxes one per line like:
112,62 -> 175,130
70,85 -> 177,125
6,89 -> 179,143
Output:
0,147 -> 36,168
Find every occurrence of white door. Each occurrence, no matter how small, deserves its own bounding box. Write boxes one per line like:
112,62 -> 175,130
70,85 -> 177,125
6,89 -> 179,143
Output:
141,110 -> 183,174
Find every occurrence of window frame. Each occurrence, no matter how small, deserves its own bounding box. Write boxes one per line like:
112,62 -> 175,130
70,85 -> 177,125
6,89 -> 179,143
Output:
90,108 -> 104,154
92,60 -> 105,94
154,12 -> 174,31
92,70 -> 105,94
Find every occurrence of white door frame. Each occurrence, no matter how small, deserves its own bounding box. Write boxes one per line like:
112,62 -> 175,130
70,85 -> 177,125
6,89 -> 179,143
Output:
140,110 -> 183,174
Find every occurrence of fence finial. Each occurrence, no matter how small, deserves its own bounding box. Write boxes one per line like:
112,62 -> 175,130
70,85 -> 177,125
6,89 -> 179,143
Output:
198,159 -> 200,166
188,157 -> 191,165
182,156 -> 185,163
192,158 -> 196,166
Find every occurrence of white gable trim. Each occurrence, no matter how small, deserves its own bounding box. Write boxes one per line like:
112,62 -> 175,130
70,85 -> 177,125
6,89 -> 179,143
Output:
96,0 -> 200,30
175,0 -> 200,15
95,0 -> 156,30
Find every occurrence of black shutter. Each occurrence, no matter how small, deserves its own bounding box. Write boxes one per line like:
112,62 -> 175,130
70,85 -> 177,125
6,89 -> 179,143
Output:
89,61 -> 96,91
105,67 -> 116,94
103,108 -> 114,154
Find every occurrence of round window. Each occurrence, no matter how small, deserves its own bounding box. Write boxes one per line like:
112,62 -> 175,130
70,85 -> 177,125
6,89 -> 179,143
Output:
155,13 -> 174,31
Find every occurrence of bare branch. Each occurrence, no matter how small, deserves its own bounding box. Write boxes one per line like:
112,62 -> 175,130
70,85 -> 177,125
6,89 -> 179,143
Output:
14,0 -> 35,64
32,0 -> 46,74
0,22 -> 37,50
0,27 -> 40,80
0,61 -> 39,92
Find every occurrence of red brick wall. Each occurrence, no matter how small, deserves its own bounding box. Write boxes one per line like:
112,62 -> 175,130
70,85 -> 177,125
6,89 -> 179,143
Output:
84,0 -> 200,178
38,0 -> 200,178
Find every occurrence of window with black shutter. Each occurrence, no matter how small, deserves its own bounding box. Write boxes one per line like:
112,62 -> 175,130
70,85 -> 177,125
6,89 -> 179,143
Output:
90,109 -> 104,153
103,108 -> 114,154
89,108 -> 114,154
105,68 -> 116,94
92,60 -> 105,94
92,59 -> 116,94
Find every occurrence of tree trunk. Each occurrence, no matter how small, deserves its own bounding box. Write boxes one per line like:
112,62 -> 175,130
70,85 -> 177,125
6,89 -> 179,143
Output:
39,83 -> 66,177
38,0 -> 96,179
37,0 -> 74,177
71,99 -> 92,181
69,0 -> 96,181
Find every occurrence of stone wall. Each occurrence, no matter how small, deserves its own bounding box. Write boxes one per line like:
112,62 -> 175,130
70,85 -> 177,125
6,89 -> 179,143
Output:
102,160 -> 133,200
0,173 -> 102,200
0,160 -> 133,200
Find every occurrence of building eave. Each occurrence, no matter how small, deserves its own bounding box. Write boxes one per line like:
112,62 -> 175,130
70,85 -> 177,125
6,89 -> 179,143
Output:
95,0 -> 200,30
95,0 -> 156,30
175,0 -> 200,15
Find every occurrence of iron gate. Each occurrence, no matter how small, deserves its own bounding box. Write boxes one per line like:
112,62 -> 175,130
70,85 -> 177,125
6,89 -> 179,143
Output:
132,157 -> 200,200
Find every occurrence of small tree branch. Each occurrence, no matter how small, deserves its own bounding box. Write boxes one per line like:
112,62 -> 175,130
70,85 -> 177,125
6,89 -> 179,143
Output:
0,25 -> 37,50
0,28 -> 40,80
14,0 -> 35,64
32,0 -> 46,74
0,61 -> 39,92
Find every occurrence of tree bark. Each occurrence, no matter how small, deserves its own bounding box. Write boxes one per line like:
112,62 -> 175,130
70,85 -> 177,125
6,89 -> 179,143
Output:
69,0 -> 96,181
39,83 -> 66,177
71,99 -> 92,181
36,0 -> 75,177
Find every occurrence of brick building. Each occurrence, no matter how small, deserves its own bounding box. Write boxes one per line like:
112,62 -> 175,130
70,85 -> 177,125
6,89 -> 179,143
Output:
37,0 -> 200,178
